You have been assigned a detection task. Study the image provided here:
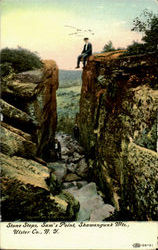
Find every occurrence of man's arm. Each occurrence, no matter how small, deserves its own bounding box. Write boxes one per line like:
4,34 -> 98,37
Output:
85,43 -> 92,54
82,45 -> 85,53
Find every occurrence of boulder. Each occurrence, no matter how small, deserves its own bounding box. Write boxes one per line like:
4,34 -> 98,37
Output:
73,152 -> 84,161
67,154 -> 84,164
1,122 -> 32,141
49,172 -> 62,195
70,143 -> 85,155
1,153 -> 79,221
61,154 -> 69,162
74,182 -> 99,202
62,181 -> 88,190
0,99 -> 37,132
65,173 -> 81,182
1,153 -> 49,190
1,80 -> 36,101
15,69 -> 44,83
62,182 -> 77,189
61,146 -> 70,156
67,163 -> 78,173
78,196 -> 105,221
47,162 -> 67,182
76,158 -> 89,178
0,125 -> 36,158
90,204 -> 115,221
67,182 -> 115,221
56,132 -> 84,155
76,181 -> 88,188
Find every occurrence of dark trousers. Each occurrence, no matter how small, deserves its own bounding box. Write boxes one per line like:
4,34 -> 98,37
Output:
77,53 -> 88,67
55,150 -> 61,160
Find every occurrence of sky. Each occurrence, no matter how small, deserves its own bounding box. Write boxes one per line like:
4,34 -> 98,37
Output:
1,0 -> 158,69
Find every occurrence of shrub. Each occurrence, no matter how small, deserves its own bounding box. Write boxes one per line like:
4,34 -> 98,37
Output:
126,42 -> 147,55
102,41 -> 115,52
0,47 -> 43,73
57,116 -> 75,135
0,62 -> 14,77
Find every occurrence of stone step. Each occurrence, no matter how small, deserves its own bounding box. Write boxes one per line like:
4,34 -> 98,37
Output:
66,182 -> 115,221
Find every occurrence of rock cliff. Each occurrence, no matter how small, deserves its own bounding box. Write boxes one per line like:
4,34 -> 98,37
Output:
78,51 -> 158,220
1,60 -> 79,221
1,60 -> 58,160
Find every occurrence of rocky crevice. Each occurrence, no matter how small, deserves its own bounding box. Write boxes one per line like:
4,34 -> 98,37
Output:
1,52 -> 158,221
47,132 -> 115,221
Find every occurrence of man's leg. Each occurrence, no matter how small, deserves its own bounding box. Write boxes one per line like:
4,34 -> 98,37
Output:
76,54 -> 82,68
83,54 -> 88,68
59,151 -> 61,160
55,150 -> 58,160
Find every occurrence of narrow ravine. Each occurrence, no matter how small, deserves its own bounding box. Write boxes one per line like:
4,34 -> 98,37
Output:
47,132 -> 115,221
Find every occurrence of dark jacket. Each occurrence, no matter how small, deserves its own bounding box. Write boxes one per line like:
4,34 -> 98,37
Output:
82,43 -> 92,55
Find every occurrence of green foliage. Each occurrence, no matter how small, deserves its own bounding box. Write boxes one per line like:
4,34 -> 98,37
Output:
142,15 -> 158,51
59,70 -> 82,88
134,119 -> 157,152
126,41 -> 147,55
57,116 -> 75,135
0,47 -> 43,73
0,62 -> 14,77
57,86 -> 81,135
126,9 -> 158,55
132,9 -> 156,32
102,41 -> 115,52
116,47 -> 125,51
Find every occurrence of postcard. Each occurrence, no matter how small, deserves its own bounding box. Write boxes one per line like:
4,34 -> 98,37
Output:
0,0 -> 158,249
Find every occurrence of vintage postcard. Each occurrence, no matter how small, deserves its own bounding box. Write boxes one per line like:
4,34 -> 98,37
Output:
0,0 -> 158,249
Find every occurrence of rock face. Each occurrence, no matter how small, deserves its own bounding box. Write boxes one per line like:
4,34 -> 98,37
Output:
78,51 -> 158,220
1,60 -> 58,159
0,123 -> 36,158
35,60 -> 59,159
1,153 -> 79,221
1,61 -> 80,221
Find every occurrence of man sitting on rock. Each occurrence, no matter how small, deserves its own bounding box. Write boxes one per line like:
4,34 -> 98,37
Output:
75,38 -> 92,69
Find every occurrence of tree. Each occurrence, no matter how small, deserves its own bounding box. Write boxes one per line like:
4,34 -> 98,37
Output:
131,9 -> 158,52
102,41 -> 115,52
126,41 -> 146,56
0,47 -> 43,73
